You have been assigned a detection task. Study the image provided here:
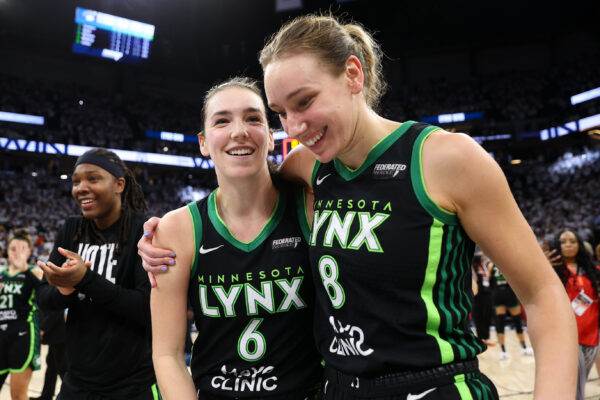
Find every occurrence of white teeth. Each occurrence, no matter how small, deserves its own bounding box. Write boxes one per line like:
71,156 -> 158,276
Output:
228,148 -> 253,156
304,128 -> 325,146
81,199 -> 94,204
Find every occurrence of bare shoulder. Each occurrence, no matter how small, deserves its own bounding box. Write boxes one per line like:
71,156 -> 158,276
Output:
279,144 -> 316,189
422,129 -> 505,213
424,129 -> 488,165
154,206 -> 194,248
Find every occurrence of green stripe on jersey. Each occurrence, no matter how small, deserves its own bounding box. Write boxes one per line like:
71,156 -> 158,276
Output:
295,186 -> 311,242
411,126 -> 458,226
187,201 -> 203,277
454,374 -> 474,400
207,189 -> 286,252
27,274 -> 38,323
151,383 -> 162,400
310,158 -> 320,188
421,218 -> 454,364
437,225 -> 462,357
436,226 -> 484,361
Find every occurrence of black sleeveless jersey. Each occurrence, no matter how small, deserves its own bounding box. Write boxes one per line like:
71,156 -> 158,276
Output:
0,267 -> 38,324
309,121 -> 485,376
187,186 -> 322,398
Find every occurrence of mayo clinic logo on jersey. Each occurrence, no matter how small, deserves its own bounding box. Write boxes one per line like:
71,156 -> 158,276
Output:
271,237 -> 302,251
372,163 -> 407,180
328,316 -> 373,357
0,311 -> 17,322
211,364 -> 278,393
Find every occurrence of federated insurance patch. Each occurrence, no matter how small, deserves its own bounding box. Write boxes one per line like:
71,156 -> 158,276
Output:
372,163 -> 408,180
271,237 -> 303,252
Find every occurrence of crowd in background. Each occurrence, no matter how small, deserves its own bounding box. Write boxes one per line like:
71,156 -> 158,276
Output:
1,145 -> 599,268
1,55 -> 599,158
1,55 -> 599,265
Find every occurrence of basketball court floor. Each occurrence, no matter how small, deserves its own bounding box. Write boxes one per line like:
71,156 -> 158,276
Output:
0,328 -> 596,399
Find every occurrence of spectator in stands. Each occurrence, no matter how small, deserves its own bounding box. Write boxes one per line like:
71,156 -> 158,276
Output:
548,230 -> 600,400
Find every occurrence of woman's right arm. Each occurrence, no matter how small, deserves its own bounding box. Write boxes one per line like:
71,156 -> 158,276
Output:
150,207 -> 197,399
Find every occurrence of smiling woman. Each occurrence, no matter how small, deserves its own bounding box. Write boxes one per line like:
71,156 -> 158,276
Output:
257,13 -> 577,400
148,77 -> 322,400
36,148 -> 160,399
138,13 -> 578,400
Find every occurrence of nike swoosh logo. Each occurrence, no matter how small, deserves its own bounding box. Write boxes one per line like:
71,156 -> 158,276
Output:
316,173 -> 331,185
199,245 -> 224,254
407,387 -> 436,400
18,331 -> 27,336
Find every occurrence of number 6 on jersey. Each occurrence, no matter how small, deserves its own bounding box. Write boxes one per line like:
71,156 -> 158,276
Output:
238,318 -> 266,361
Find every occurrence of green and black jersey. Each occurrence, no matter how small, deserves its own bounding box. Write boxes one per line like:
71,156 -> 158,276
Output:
309,121 -> 485,376
0,266 -> 41,373
187,186 -> 322,398
0,266 -> 39,324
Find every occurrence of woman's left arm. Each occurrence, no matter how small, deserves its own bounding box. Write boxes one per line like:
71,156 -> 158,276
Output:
422,130 -> 577,400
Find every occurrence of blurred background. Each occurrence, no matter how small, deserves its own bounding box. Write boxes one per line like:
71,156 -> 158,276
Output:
0,1 -> 599,398
0,0 -> 599,264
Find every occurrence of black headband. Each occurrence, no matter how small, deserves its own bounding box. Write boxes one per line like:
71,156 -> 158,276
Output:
74,153 -> 125,178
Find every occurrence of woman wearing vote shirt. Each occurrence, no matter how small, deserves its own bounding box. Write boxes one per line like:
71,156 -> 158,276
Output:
37,148 -> 158,400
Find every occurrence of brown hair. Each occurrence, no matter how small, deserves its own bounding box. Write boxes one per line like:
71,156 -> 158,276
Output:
259,13 -> 387,110
198,76 -> 266,137
197,77 -> 285,187
7,228 -> 33,249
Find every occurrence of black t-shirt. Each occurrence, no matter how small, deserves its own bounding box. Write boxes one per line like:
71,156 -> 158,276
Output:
37,211 -> 155,399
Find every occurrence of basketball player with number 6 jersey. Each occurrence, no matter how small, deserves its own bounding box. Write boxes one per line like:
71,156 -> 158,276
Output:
149,78 -> 322,400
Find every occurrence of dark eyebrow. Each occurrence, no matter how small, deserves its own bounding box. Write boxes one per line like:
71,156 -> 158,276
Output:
210,110 -> 232,118
268,87 -> 309,109
210,107 -> 263,118
244,107 -> 264,114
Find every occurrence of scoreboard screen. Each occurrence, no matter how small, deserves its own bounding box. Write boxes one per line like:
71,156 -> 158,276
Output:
72,7 -> 155,63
